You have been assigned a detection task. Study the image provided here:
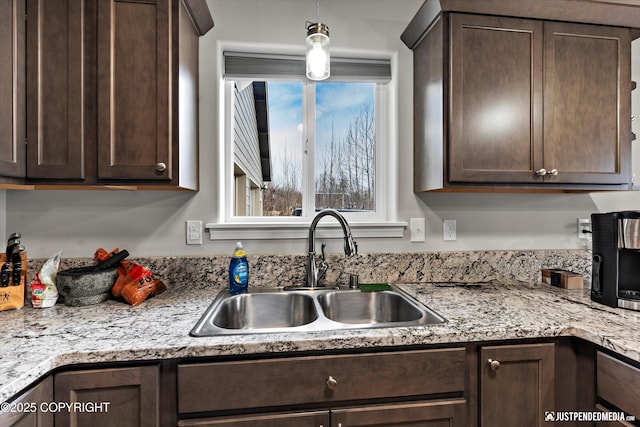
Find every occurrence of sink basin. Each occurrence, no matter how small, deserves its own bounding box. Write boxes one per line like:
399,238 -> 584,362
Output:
210,293 -> 318,329
190,286 -> 446,337
317,291 -> 426,324
191,292 -> 319,336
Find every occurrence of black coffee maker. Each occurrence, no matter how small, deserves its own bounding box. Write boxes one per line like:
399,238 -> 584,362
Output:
591,211 -> 640,311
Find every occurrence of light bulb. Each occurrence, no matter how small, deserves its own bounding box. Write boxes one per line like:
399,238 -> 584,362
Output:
306,23 -> 330,81
308,42 -> 328,79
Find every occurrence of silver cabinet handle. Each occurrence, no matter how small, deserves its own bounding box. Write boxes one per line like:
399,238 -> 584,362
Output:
536,168 -> 559,176
488,358 -> 501,371
156,162 -> 167,172
326,375 -> 338,390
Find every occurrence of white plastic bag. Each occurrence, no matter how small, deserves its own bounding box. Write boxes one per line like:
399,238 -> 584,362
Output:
30,251 -> 61,308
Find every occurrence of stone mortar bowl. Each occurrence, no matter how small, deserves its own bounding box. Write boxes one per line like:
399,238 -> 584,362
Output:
57,267 -> 118,306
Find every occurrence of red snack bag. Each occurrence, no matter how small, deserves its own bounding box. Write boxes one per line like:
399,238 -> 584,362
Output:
121,277 -> 167,307
93,248 -> 166,305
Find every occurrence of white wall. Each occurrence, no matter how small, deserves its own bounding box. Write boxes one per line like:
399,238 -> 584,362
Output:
4,0 -> 640,258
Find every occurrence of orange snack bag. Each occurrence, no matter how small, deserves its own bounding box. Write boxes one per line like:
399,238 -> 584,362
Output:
94,248 -> 167,305
121,276 -> 167,307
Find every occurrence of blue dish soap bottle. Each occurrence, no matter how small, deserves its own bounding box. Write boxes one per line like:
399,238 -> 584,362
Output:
229,242 -> 249,295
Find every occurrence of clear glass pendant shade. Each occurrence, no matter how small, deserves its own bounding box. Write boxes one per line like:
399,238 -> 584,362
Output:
306,23 -> 330,81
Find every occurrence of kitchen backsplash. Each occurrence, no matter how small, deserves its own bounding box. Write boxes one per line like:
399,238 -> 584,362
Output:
26,250 -> 592,289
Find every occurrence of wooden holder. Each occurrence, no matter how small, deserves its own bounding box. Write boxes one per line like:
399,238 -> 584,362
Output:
541,268 -> 583,289
0,252 -> 27,311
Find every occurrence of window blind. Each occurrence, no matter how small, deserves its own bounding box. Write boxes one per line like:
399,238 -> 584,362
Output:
223,51 -> 391,83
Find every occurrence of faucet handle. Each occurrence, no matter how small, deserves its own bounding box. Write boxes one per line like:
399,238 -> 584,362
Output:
318,242 -> 328,281
345,237 -> 357,256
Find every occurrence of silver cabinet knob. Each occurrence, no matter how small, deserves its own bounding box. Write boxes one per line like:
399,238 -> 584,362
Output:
547,168 -> 558,176
488,359 -> 501,371
326,375 -> 338,390
536,168 -> 547,176
156,162 -> 167,172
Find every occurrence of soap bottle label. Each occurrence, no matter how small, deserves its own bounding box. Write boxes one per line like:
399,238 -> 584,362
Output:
233,263 -> 248,284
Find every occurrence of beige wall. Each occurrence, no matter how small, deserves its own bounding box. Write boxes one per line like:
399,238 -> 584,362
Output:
4,0 -> 640,258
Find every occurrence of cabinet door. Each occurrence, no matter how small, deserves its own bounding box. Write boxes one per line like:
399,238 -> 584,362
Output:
96,0 -> 171,181
0,0 -> 26,179
331,399 -> 467,427
54,365 -> 159,427
178,411 -> 330,427
0,377 -> 53,427
449,14 -> 544,184
480,343 -> 555,427
25,0 -> 87,179
543,22 -> 631,185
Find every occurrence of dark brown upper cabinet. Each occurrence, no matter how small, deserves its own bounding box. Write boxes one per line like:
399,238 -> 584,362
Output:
96,0 -> 171,183
20,0 -> 213,189
402,0 -> 637,192
0,0 -> 26,182
26,0 -> 87,180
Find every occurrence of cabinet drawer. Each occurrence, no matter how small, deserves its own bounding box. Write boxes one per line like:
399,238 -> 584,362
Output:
178,348 -> 466,414
178,410 -> 329,427
597,352 -> 640,420
332,399 -> 467,427
595,404 -> 636,427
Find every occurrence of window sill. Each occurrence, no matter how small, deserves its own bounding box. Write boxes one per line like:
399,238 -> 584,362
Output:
205,221 -> 407,240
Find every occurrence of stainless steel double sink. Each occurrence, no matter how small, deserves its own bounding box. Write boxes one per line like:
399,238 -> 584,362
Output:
190,285 -> 446,336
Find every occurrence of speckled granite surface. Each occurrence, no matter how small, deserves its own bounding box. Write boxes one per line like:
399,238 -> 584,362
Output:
26,249 -> 593,288
4,249 -> 634,406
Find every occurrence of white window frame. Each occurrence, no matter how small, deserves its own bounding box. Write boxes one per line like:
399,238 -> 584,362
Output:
207,44 -> 405,240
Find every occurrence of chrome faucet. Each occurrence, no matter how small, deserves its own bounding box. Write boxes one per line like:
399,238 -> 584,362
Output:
305,209 -> 357,288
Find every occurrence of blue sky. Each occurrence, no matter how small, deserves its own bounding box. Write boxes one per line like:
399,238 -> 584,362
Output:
267,81 -> 375,187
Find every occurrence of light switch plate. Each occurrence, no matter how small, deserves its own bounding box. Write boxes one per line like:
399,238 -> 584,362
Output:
409,218 -> 426,242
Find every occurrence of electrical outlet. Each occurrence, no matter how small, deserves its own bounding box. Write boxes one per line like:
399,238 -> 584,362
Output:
443,219 -> 456,241
410,218 -> 426,242
577,218 -> 591,240
186,220 -> 202,245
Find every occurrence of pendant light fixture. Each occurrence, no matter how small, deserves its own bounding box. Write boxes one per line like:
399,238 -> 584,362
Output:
306,0 -> 330,81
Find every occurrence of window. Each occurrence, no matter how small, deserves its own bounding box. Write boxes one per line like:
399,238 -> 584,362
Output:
233,80 -> 377,218
211,51 -> 404,239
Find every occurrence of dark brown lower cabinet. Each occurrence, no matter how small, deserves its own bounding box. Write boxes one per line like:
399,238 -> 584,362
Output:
596,351 -> 640,426
480,343 -> 555,427
331,399 -> 467,427
177,348 -> 467,426
178,411 -> 330,427
0,377 -> 53,427
8,339 -> 640,427
595,404 -> 637,427
54,365 -> 159,427
178,399 -> 467,427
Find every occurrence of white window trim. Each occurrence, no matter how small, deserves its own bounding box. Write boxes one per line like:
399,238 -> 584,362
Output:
206,42 -> 406,240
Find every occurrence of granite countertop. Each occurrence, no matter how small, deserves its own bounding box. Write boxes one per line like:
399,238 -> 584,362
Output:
1,279 -> 639,404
